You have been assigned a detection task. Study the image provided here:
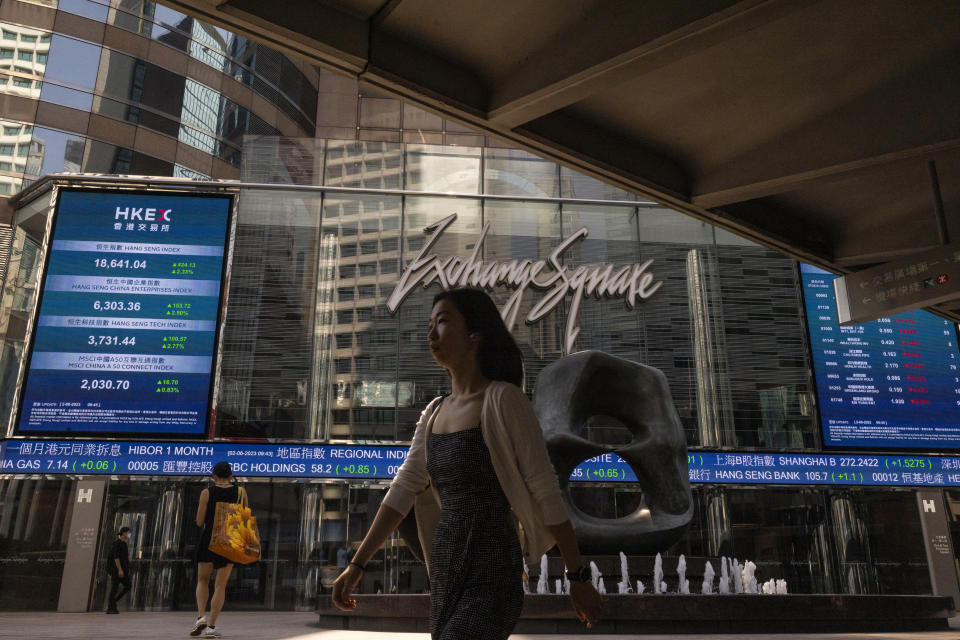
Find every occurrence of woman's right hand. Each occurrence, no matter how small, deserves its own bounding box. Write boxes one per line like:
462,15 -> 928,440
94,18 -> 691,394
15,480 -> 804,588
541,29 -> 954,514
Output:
332,564 -> 363,611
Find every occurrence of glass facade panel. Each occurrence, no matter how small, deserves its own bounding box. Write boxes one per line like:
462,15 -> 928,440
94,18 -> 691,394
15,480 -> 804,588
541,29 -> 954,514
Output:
0,21 -> 49,101
190,21 -> 229,71
700,488 -> 835,594
560,165 -> 637,201
84,139 -> 132,173
402,104 -> 443,132
26,127 -> 86,180
91,48 -> 277,167
714,244 -> 817,448
635,207 -> 716,445
173,163 -> 210,180
43,34 -> 100,91
395,196 -> 484,439
179,79 -> 220,154
0,194 -> 51,422
108,0 -> 154,37
58,0 -> 110,21
38,82 -> 93,110
484,147 -> 559,197
322,193 -> 402,440
483,199 -> 564,390
405,144 -> 480,193
324,141 -> 402,190
0,118 -> 31,195
217,189 -> 322,440
558,204 -> 645,360
0,477 -> 76,609
150,5 -> 192,52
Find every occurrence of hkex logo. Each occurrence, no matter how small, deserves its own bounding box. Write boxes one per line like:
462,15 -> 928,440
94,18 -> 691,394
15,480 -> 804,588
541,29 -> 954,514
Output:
114,206 -> 172,222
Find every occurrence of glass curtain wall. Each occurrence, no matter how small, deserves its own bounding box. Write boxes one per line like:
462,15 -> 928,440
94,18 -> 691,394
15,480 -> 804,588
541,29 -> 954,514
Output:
0,475 -> 930,611
0,191 -> 52,424
0,139 -> 932,609
0,0 -> 318,188
226,138 -> 819,449
0,476 -> 76,609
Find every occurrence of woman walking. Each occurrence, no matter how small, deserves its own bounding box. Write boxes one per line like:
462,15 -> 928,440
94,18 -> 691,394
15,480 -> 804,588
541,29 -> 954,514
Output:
333,288 -> 602,639
191,461 -> 242,638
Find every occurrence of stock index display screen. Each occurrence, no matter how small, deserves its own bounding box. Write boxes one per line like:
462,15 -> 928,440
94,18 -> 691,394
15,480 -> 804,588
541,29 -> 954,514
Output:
16,189 -> 232,437
4,441 -> 960,488
800,263 -> 960,450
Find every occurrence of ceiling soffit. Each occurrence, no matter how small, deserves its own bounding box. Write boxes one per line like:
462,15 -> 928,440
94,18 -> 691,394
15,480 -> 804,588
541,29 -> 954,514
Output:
165,0 -> 960,320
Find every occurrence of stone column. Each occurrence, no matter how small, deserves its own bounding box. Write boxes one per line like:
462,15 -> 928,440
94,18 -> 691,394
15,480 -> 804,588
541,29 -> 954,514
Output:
58,479 -> 106,612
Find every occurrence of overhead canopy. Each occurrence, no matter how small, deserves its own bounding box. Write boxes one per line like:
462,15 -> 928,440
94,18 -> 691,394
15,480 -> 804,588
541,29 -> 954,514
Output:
167,0 -> 960,317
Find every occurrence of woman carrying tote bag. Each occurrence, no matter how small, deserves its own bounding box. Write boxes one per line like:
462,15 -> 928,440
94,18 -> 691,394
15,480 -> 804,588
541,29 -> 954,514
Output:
190,461 -> 258,638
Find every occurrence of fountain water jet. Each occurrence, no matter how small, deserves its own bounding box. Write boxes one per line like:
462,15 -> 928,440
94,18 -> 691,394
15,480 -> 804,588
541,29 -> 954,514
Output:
677,555 -> 689,594
589,561 -> 601,592
732,558 -> 743,594
653,553 -> 664,594
536,555 -> 549,595
617,552 -> 632,594
701,561 -> 715,594
742,560 -> 757,594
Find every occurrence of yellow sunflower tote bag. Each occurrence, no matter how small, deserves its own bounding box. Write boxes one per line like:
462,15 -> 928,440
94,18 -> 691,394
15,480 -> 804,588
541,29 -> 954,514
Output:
208,487 -> 261,564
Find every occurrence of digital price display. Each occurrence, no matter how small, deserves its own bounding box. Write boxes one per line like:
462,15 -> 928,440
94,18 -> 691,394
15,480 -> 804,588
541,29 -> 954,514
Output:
15,190 -> 233,436
801,264 -> 960,450
0,440 -> 409,478
5,440 -> 960,488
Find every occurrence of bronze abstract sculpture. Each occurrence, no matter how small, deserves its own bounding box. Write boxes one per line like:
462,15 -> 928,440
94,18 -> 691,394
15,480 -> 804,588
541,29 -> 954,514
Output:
533,350 -> 692,554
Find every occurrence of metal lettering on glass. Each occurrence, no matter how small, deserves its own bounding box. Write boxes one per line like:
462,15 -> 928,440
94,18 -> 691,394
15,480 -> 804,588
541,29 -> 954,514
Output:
387,213 -> 663,354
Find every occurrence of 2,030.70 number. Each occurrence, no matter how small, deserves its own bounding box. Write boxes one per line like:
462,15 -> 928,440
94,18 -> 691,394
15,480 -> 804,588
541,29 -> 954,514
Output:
80,379 -> 130,390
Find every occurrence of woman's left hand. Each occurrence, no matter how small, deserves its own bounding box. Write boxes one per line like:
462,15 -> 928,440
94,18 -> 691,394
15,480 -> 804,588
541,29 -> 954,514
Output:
569,580 -> 602,628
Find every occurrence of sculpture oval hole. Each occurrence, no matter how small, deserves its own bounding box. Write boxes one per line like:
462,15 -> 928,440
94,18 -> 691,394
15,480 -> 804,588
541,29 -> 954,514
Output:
569,486 -> 645,519
582,415 -> 634,445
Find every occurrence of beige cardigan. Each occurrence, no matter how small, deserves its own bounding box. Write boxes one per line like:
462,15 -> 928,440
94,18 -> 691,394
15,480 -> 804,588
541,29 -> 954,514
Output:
382,381 -> 570,569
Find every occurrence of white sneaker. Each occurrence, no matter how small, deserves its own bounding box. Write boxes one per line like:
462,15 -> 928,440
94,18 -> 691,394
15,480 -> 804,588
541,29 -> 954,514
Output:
189,617 -> 207,637
203,627 -> 221,638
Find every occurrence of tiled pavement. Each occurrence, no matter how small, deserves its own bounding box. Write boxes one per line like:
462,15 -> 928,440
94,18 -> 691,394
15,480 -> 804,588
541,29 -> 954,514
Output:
1,612 -> 959,640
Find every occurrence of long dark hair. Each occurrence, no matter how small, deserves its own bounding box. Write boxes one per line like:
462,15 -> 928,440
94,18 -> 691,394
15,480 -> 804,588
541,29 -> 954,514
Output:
432,288 -> 524,387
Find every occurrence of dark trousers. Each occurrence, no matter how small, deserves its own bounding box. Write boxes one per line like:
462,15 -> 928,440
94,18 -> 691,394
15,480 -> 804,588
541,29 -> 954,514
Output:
107,572 -> 131,610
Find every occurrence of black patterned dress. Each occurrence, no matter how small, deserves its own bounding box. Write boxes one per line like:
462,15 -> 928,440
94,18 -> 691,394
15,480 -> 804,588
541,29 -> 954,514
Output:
427,426 -> 524,640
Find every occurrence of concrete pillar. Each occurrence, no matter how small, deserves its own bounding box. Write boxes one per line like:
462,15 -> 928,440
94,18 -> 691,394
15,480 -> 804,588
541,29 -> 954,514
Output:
916,490 -> 960,610
57,479 -> 106,612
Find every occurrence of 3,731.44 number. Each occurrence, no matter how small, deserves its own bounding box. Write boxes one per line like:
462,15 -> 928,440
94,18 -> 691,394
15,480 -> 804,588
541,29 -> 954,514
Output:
88,335 -> 136,346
